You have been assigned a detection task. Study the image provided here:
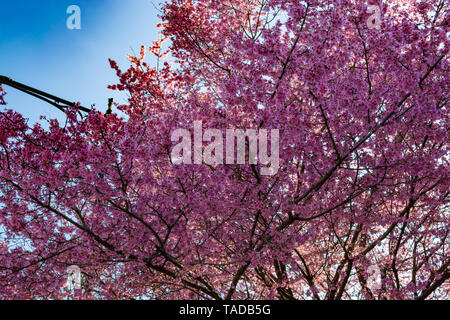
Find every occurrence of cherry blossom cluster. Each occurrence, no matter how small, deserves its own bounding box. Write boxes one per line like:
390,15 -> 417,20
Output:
0,0 -> 448,300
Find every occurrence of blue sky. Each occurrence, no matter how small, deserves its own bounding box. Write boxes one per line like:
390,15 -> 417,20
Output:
0,0 -> 161,123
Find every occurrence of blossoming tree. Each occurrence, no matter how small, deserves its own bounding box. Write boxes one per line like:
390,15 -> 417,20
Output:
0,0 -> 448,300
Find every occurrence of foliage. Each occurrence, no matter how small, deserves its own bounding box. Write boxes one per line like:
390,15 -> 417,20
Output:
0,0 -> 448,300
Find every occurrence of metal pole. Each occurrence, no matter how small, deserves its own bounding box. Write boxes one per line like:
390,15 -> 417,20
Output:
0,75 -> 91,113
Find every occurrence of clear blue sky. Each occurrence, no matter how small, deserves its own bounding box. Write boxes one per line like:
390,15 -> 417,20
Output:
0,0 -> 160,123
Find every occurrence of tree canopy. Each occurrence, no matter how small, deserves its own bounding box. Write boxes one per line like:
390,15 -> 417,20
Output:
0,0 -> 448,300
